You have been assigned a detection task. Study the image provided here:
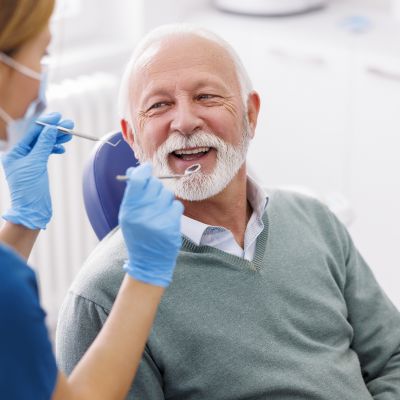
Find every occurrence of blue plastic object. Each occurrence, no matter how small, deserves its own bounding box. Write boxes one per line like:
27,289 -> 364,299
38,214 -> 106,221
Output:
82,131 -> 139,240
2,113 -> 73,230
119,164 -> 184,287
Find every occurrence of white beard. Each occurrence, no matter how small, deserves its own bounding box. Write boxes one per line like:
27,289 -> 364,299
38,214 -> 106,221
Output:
134,121 -> 251,201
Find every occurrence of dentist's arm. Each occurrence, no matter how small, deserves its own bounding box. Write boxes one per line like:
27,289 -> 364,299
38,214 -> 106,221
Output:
54,277 -> 165,400
52,163 -> 183,400
0,112 -> 72,259
0,222 -> 39,260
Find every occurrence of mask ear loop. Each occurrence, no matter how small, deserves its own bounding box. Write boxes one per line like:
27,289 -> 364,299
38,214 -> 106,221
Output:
0,107 -> 13,125
0,52 -> 42,81
0,54 -> 49,125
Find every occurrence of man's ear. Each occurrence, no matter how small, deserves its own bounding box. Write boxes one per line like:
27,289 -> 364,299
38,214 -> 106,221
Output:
120,119 -> 135,147
246,91 -> 261,139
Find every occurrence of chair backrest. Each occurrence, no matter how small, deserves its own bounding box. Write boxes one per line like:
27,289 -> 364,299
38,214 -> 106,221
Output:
82,131 -> 139,240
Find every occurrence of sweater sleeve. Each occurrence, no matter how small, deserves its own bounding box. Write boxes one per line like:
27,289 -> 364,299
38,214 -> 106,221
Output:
56,290 -> 165,399
128,349 -> 165,399
341,227 -> 400,398
56,292 -> 108,375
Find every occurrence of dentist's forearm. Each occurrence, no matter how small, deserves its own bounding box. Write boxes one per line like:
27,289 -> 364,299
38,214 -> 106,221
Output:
53,275 -> 164,400
0,221 -> 39,259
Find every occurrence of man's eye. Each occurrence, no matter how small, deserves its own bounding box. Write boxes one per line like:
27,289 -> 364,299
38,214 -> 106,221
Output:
148,102 -> 169,111
197,94 -> 217,100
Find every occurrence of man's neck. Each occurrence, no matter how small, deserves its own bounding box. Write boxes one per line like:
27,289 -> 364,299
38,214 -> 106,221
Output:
181,166 -> 252,248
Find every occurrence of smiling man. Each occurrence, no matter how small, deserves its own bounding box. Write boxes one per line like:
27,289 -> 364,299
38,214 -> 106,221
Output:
119,27 -> 260,252
57,25 -> 400,400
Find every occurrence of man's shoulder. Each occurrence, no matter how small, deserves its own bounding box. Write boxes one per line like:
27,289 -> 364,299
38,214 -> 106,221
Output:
267,187 -> 330,216
266,187 -> 350,250
69,227 -> 127,312
267,188 -> 346,232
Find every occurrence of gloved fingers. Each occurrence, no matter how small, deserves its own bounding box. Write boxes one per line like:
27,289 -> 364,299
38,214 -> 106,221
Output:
124,163 -> 153,197
172,199 -> 184,218
58,119 -> 74,129
46,118 -> 74,154
55,119 -> 74,145
122,176 -> 163,213
156,187 -> 176,209
5,112 -> 62,159
160,199 -> 184,232
29,126 -> 59,158
126,163 -> 152,182
51,144 -> 66,154
55,134 -> 72,145
20,112 -> 62,149
156,198 -> 183,231
140,176 -> 164,203
37,112 -> 63,124
120,168 -> 147,213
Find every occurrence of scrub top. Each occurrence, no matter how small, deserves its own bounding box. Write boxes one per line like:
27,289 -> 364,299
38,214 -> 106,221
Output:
0,243 -> 58,399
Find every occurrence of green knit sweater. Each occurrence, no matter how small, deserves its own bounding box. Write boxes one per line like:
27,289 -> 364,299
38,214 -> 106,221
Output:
56,190 -> 400,400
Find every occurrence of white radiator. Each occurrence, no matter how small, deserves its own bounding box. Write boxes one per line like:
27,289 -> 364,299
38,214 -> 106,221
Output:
0,72 -> 120,333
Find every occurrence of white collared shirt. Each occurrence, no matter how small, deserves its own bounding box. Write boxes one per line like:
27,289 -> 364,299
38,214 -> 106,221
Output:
181,177 -> 268,261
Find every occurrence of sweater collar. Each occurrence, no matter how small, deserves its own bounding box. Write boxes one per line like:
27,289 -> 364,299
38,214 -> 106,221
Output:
181,176 -> 269,246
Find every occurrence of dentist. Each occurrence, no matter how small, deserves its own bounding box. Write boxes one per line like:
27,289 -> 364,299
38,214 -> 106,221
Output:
0,1 -> 183,399
0,0 -> 72,258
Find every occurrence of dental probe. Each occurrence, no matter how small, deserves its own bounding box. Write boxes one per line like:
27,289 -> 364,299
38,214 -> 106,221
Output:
35,121 -> 122,147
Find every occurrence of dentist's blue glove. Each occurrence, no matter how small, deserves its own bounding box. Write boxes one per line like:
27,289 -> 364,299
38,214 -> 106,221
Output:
2,112 -> 73,230
119,163 -> 184,287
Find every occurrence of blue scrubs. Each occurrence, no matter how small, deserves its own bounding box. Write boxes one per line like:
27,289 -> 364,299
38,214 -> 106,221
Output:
0,244 -> 58,399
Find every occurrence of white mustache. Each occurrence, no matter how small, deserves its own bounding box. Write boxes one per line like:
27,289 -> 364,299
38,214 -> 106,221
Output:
150,126 -> 251,201
158,131 -> 226,157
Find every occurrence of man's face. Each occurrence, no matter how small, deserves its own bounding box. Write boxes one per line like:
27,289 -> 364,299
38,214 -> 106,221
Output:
125,35 -> 254,200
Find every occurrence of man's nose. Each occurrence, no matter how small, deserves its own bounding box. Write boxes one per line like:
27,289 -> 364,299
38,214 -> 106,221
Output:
170,100 -> 203,135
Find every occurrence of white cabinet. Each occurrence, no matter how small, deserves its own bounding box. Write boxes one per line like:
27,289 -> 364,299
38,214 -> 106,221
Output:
244,39 -> 350,193
348,53 -> 400,306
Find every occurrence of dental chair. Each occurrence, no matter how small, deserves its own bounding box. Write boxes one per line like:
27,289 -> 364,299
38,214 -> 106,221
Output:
82,131 -> 139,240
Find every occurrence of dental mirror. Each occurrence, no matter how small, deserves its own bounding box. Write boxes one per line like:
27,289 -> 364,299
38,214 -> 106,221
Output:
116,163 -> 201,181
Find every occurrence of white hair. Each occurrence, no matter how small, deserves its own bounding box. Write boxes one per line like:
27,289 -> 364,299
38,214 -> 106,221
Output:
118,23 -> 253,128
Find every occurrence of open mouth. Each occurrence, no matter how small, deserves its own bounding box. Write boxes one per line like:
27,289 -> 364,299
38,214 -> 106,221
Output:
171,147 -> 212,161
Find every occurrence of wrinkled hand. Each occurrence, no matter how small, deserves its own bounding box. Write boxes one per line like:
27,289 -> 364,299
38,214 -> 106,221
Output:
119,163 -> 184,287
2,112 -> 73,230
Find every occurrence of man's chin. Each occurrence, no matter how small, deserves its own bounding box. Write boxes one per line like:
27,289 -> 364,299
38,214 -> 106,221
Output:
168,173 -> 232,202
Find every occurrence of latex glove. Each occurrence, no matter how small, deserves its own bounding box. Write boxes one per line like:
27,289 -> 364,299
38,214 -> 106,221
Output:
2,112 -> 73,230
119,163 -> 184,287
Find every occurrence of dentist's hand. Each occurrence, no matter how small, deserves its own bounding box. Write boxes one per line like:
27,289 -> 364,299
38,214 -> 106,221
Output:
119,163 -> 184,288
2,112 -> 73,230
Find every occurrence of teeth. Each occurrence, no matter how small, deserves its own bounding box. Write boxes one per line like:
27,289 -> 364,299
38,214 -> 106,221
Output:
174,147 -> 210,155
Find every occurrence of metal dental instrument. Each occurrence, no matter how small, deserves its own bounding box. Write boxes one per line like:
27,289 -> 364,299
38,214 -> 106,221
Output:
35,121 -> 122,147
116,163 -> 201,181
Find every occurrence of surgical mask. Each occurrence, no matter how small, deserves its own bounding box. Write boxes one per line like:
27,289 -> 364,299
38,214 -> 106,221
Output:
0,52 -> 48,153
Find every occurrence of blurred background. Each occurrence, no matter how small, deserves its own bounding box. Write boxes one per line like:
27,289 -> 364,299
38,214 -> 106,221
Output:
0,0 -> 399,333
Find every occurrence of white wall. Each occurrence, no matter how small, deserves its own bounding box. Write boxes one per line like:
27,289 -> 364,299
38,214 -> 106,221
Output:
49,0 -> 143,81
141,0 -> 211,32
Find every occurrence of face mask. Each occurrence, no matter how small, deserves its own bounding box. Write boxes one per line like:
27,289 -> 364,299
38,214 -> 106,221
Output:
0,52 -> 48,153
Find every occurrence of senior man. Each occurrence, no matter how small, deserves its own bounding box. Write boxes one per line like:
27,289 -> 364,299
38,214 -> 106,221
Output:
57,24 -> 400,399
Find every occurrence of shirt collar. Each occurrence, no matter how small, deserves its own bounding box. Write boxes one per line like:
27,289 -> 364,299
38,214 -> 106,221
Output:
181,176 -> 269,245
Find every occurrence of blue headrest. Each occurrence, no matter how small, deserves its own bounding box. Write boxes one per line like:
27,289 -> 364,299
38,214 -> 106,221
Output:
82,131 -> 139,240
